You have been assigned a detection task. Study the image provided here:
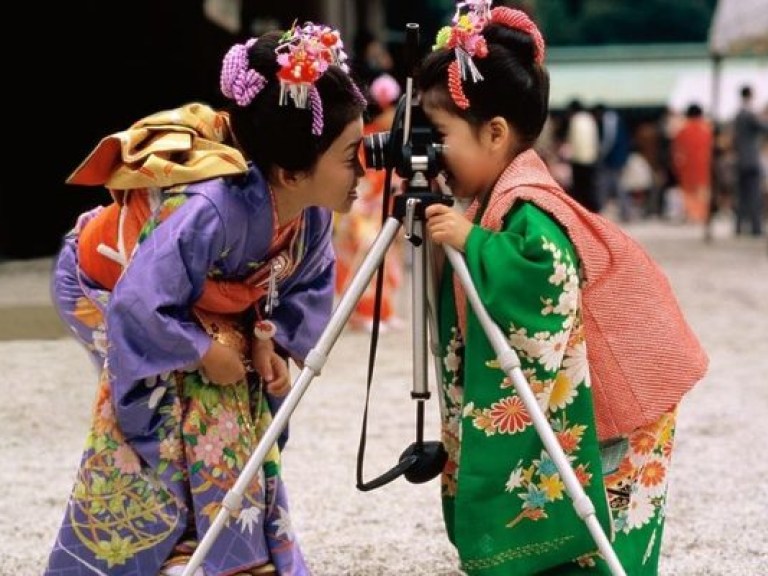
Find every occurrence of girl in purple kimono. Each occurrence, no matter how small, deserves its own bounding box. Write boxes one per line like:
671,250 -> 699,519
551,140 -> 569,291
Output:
46,23 -> 366,576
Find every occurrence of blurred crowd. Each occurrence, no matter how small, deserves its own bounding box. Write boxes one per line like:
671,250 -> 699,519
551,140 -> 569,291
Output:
536,86 -> 768,235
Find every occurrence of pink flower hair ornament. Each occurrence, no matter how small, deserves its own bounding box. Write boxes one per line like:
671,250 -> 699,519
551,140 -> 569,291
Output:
369,73 -> 402,109
276,21 -> 357,135
220,23 -> 366,136
433,0 -> 492,109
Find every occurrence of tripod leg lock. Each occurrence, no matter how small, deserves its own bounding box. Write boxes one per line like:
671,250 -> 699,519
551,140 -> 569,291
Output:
572,495 -> 596,520
222,490 -> 244,514
304,348 -> 327,374
497,349 -> 521,372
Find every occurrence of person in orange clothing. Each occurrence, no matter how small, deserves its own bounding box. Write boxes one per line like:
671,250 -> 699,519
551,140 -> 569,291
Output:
672,103 -> 713,223
334,73 -> 406,331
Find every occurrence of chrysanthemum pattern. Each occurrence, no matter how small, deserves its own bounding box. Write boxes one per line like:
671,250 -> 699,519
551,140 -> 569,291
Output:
605,410 -> 676,536
440,236 -> 596,524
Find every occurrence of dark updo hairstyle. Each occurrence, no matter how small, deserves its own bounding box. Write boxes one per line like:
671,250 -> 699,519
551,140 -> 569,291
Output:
226,30 -> 366,174
418,21 -> 550,149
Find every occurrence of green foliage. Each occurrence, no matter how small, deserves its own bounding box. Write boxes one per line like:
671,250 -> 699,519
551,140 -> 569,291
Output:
533,0 -> 718,46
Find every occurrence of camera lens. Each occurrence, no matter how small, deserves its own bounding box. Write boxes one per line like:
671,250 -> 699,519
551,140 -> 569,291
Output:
362,131 -> 390,171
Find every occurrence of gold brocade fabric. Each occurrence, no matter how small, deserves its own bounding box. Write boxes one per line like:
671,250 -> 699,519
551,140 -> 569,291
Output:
66,102 -> 248,193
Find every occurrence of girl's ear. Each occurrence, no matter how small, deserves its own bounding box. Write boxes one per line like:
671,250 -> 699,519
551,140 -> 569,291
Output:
273,166 -> 309,190
484,116 -> 512,150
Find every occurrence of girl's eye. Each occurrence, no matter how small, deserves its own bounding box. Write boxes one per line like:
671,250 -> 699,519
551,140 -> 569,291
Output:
348,156 -> 363,172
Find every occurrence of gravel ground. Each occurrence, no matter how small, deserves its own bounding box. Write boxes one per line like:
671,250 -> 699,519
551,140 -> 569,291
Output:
0,215 -> 766,575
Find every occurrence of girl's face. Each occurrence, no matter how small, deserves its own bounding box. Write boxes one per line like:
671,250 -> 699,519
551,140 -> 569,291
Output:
305,116 -> 365,213
423,102 -> 500,201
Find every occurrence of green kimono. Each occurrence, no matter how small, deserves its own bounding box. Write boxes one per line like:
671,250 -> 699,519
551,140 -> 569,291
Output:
438,201 -> 674,575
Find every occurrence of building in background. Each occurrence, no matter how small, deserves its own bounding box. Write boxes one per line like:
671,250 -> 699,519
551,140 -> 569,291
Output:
4,0 -> 763,258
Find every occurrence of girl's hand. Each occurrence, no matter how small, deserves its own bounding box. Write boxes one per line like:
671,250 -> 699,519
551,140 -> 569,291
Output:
252,338 -> 291,397
424,203 -> 473,251
200,340 -> 246,385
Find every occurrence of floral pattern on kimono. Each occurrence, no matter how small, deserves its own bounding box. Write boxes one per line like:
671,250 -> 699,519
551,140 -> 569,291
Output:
46,167 -> 331,575
437,201 -> 674,575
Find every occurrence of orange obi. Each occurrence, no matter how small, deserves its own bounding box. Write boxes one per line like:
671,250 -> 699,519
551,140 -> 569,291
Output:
77,192 -> 150,290
76,190 -> 296,314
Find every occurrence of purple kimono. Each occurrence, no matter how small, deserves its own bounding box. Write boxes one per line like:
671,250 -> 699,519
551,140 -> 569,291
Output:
46,166 -> 333,575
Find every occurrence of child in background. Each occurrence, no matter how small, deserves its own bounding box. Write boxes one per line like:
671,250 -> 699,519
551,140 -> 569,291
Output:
334,72 -> 405,332
46,22 -> 366,576
421,3 -> 708,574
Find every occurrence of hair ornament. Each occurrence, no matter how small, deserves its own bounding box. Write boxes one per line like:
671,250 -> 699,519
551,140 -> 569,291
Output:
433,0 -> 492,110
308,85 -> 324,135
220,38 -> 268,107
490,6 -> 546,65
275,21 -> 353,135
369,73 -> 402,109
275,21 -> 351,136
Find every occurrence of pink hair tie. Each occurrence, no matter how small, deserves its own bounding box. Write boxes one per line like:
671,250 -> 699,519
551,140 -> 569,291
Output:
220,38 -> 268,107
490,7 -> 546,65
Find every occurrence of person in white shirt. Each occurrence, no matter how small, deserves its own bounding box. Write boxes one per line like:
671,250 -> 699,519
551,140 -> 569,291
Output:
565,99 -> 600,211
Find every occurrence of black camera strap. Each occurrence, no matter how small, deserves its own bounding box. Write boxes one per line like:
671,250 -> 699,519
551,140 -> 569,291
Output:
355,161 -> 399,491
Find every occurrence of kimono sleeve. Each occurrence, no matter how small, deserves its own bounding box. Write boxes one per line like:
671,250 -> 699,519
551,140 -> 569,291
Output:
462,202 -> 581,367
106,192 -> 226,387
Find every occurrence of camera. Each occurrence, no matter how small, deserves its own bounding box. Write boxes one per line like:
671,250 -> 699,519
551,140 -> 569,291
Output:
361,22 -> 446,190
362,98 -> 446,182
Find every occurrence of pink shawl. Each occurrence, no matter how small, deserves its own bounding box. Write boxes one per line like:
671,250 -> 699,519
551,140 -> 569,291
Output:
462,149 -> 709,440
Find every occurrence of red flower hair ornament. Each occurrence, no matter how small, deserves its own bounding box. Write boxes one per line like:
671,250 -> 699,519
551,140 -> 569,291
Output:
276,22 -> 355,135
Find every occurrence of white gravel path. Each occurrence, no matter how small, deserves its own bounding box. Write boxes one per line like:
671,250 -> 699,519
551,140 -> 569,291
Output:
1,216 -> 766,575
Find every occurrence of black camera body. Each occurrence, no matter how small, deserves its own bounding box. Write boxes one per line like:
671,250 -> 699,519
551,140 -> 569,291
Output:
363,94 -> 452,226
362,97 -> 445,183
361,21 -> 447,198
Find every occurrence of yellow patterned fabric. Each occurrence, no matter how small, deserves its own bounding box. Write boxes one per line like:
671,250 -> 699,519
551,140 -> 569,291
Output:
66,102 -> 248,192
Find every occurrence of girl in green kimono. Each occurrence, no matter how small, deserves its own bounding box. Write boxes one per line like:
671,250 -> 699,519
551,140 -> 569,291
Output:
419,3 -> 707,575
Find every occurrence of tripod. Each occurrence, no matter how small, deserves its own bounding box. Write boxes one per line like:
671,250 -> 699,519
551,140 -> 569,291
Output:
181,183 -> 626,576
